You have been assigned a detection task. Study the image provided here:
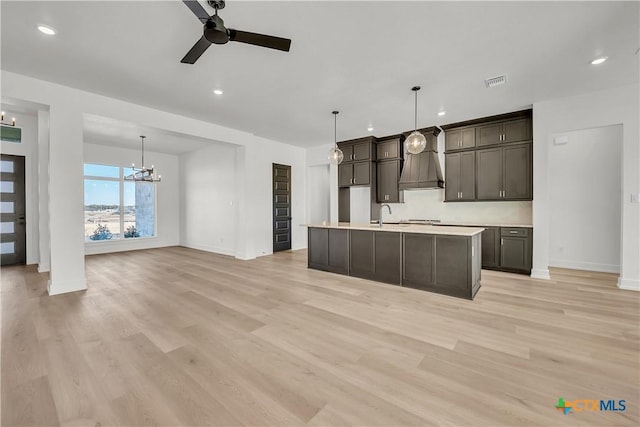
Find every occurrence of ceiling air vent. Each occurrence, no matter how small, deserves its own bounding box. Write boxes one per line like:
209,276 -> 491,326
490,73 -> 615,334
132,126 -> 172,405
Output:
485,75 -> 507,88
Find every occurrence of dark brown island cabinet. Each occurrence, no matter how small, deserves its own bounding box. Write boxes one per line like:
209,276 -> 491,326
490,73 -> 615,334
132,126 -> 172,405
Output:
307,225 -> 482,300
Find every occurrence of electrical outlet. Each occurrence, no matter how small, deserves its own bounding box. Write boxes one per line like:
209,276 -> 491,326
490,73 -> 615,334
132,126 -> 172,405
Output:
631,193 -> 639,203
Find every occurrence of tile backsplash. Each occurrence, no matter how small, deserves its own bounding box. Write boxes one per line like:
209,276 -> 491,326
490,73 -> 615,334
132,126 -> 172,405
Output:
381,189 -> 532,225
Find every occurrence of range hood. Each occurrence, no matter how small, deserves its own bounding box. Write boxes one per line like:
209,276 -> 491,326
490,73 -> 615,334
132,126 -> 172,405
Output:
398,127 -> 444,190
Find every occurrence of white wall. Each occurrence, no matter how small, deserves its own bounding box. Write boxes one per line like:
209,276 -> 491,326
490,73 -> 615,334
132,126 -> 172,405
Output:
548,125 -> 622,273
307,143 -> 338,222
0,109 -> 39,264
2,70 -> 308,294
235,139 -> 307,259
307,164 -> 330,224
179,142 -> 237,256
533,84 -> 639,290
83,143 -> 180,255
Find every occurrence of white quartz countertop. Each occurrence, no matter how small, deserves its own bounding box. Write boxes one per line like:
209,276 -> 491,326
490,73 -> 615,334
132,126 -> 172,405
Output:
437,221 -> 533,228
306,222 -> 484,236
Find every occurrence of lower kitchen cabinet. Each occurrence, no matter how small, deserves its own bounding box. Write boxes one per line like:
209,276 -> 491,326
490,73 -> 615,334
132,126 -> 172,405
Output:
403,233 -> 480,299
478,226 -> 532,274
373,231 -> 401,284
402,233 -> 435,288
500,227 -> 532,272
307,228 -> 349,274
308,226 -> 482,300
481,227 -> 500,268
350,230 -> 374,279
349,230 -> 401,284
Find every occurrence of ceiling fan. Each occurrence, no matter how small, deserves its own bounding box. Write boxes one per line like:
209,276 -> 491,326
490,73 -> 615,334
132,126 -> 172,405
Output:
180,0 -> 292,64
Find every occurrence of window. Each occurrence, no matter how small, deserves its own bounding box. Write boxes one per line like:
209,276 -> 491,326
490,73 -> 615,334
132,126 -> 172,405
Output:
84,163 -> 156,241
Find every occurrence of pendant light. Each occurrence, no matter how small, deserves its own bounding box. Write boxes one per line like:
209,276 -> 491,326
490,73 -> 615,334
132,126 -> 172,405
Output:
124,136 -> 162,182
405,86 -> 427,154
328,110 -> 344,165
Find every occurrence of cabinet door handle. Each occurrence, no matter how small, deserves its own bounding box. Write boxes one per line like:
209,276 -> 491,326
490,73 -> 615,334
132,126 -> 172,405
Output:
509,230 -> 518,234
501,238 -> 504,245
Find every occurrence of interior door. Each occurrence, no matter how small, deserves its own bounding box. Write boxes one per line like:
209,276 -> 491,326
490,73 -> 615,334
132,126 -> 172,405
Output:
0,154 -> 26,266
272,163 -> 292,252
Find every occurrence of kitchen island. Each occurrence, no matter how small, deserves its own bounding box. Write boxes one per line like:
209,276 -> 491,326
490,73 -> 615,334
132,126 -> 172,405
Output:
307,223 -> 484,299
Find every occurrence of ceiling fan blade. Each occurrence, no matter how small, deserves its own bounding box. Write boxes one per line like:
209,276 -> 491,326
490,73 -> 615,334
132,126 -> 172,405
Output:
228,29 -> 291,52
181,36 -> 212,64
182,0 -> 210,23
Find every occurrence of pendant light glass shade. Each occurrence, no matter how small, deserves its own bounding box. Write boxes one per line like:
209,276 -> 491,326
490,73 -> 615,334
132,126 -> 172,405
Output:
405,86 -> 426,155
328,146 -> 344,164
328,110 -> 344,165
406,130 -> 427,154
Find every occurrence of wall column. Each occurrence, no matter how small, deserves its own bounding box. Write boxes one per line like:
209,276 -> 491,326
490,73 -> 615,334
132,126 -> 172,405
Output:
37,110 -> 51,272
47,104 -> 86,295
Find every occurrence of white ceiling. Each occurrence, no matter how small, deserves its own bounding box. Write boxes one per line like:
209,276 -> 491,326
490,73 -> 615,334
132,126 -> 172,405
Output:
83,114 -> 220,154
1,1 -> 638,149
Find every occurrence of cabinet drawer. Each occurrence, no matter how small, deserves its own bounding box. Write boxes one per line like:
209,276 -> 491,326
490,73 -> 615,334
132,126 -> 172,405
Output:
501,227 -> 530,237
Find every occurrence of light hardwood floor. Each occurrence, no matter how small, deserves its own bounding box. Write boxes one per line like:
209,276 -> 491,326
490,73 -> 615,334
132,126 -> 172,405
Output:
1,246 -> 638,426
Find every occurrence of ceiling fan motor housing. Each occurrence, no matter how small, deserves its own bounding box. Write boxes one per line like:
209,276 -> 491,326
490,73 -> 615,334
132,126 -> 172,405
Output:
207,0 -> 226,10
204,15 -> 229,44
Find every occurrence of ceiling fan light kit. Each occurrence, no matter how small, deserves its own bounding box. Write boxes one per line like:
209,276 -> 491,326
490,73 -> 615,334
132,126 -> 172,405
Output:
180,0 -> 292,64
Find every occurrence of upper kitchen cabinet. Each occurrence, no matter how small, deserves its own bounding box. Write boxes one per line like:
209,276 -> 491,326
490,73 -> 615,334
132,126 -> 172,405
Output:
442,110 -> 532,152
445,151 -> 475,201
476,142 -> 532,200
377,159 -> 403,203
338,137 -> 375,163
376,137 -> 402,160
337,137 -> 375,188
338,161 -> 371,187
476,117 -> 532,147
445,127 -> 475,151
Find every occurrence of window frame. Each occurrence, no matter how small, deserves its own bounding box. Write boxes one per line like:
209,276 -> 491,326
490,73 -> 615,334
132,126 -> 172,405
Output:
83,163 -> 158,242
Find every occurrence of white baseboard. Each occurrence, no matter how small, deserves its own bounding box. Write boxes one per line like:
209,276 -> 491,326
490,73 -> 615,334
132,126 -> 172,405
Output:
179,242 -> 236,257
530,268 -> 551,280
48,277 -> 87,296
37,263 -> 50,273
549,259 -> 620,274
618,277 -> 640,291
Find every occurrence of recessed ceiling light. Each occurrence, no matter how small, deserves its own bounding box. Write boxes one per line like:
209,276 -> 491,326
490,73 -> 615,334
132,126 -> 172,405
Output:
438,111 -> 446,116
590,56 -> 608,65
213,89 -> 223,95
367,126 -> 374,132
37,25 -> 56,35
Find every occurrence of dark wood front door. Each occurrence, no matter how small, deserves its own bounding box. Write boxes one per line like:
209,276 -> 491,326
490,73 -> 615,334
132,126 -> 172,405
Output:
0,154 -> 26,266
273,163 -> 292,252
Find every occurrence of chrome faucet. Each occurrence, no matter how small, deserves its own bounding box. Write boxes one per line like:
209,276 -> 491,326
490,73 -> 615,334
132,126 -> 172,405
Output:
379,204 -> 392,227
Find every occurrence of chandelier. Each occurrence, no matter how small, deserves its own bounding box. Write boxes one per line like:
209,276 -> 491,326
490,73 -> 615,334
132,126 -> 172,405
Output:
125,135 -> 161,182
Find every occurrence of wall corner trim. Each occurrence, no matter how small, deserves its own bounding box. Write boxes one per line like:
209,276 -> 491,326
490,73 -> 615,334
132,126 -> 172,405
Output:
47,277 -> 88,296
617,277 -> 640,292
530,269 -> 551,280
